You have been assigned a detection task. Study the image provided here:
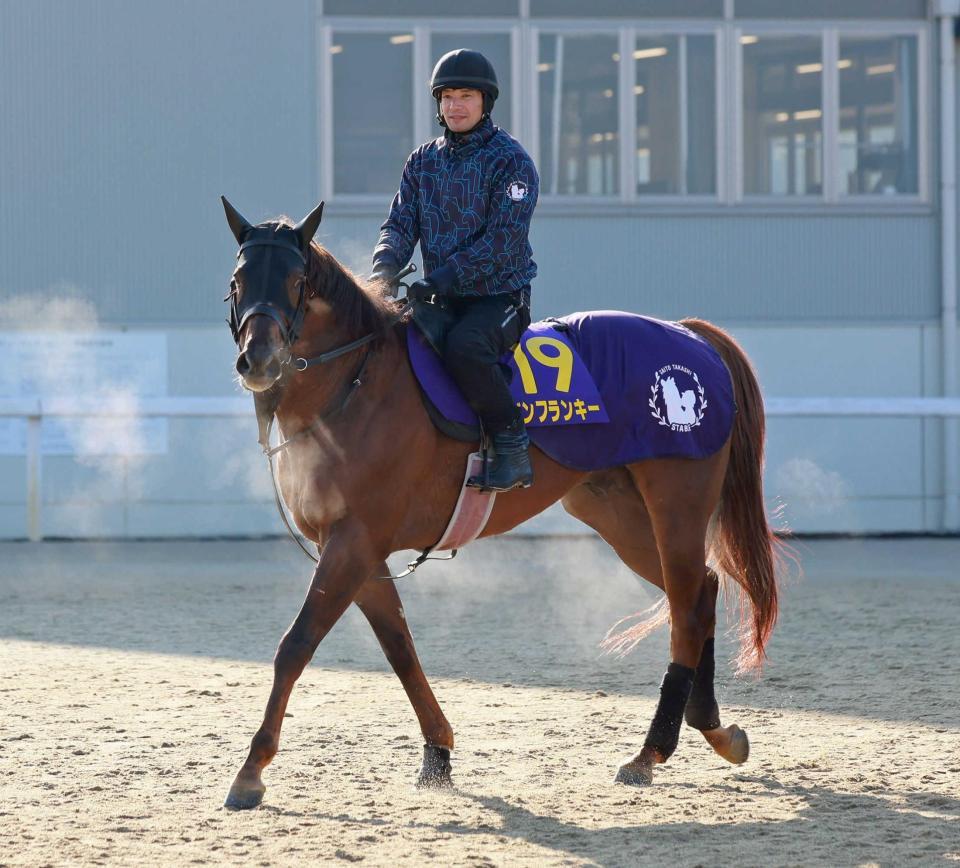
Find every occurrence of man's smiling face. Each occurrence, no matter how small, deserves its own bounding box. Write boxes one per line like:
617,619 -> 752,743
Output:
440,87 -> 484,133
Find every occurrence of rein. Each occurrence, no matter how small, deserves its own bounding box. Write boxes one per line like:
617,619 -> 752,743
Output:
253,345 -> 373,565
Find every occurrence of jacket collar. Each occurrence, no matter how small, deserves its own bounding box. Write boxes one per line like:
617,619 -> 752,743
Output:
441,116 -> 496,157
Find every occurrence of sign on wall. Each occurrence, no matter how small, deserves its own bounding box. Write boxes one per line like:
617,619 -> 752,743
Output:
0,331 -> 169,455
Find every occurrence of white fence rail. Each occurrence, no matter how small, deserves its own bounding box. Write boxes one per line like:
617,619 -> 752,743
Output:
3,397 -> 960,541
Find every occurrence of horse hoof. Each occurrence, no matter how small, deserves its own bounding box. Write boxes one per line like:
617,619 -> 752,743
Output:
704,724 -> 750,765
416,744 -> 453,789
722,725 -> 750,765
224,781 -> 266,810
614,759 -> 654,787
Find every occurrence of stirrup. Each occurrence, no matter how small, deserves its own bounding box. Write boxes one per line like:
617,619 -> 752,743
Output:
466,438 -> 493,491
466,455 -> 533,493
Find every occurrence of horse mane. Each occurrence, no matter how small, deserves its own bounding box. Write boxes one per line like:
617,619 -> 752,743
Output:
274,217 -> 403,337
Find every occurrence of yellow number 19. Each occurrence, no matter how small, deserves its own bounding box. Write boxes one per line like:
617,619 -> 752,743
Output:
513,336 -> 574,394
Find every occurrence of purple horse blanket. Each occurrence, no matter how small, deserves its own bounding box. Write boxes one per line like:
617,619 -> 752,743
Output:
407,310 -> 736,472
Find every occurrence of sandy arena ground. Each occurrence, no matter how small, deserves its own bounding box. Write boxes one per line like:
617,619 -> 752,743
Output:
1,536 -> 958,866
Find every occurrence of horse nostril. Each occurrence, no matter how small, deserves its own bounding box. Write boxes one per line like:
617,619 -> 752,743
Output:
236,353 -> 250,376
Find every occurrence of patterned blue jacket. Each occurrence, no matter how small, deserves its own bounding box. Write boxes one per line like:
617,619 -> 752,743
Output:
373,117 -> 538,306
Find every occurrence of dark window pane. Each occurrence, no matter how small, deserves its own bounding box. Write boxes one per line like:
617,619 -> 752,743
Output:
332,32 -> 414,194
839,36 -> 919,195
635,35 -> 680,194
539,34 -> 619,195
633,34 -> 716,196
742,36 -> 822,195
686,35 -> 716,194
430,34 -> 513,135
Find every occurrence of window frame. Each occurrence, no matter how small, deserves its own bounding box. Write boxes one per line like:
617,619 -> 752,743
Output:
530,20 -> 724,206
318,17 -> 522,205
317,9 -> 930,211
834,29 -> 926,203
731,19 -> 928,206
734,27 -> 829,203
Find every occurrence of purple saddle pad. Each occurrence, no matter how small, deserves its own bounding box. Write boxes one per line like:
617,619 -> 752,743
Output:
407,310 -> 736,471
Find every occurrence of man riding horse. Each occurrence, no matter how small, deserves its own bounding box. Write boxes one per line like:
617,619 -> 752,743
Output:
371,49 -> 538,493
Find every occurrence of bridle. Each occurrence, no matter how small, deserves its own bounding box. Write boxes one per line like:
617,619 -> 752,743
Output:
227,230 -> 414,379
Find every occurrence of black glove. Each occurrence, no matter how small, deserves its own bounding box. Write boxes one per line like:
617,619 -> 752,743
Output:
406,278 -> 440,304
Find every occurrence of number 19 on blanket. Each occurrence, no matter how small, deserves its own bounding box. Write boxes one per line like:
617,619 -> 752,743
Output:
513,337 -> 573,394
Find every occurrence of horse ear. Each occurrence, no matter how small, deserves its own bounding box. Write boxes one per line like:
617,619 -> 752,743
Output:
221,196 -> 252,244
294,201 -> 325,251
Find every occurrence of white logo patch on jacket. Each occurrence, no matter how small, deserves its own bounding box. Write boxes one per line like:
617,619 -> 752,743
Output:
507,180 -> 528,202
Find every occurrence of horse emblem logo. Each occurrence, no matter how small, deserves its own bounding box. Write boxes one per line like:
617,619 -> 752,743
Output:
507,180 -> 528,202
649,364 -> 707,432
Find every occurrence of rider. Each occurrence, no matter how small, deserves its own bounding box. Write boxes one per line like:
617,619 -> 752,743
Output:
371,48 -> 539,492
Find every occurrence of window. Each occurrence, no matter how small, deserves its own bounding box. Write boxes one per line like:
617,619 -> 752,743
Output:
838,36 -> 919,196
538,34 -> 620,196
320,17 -> 925,207
332,32 -> 415,194
742,36 -> 823,196
431,33 -> 513,133
535,29 -> 717,199
634,34 -> 716,195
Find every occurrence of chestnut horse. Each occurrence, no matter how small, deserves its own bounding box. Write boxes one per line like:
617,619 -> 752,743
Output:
220,198 -> 785,810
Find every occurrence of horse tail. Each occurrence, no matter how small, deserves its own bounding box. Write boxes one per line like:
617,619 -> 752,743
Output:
680,317 -> 789,674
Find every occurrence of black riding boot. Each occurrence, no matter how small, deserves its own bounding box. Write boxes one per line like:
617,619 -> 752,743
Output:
468,418 -> 533,492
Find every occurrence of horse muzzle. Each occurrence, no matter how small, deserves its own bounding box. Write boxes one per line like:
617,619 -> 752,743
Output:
236,347 -> 284,392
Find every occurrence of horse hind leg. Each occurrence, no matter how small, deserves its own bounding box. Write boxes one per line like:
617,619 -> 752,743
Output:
686,569 -> 750,766
353,576 -> 455,788
607,454 -> 730,786
563,461 -> 747,784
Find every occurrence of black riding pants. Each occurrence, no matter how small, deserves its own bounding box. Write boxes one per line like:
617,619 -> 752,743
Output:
443,294 -> 530,434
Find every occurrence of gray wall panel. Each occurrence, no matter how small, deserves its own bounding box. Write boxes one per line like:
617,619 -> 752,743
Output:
734,0 -> 927,18
526,214 -> 938,322
320,210 -> 938,323
0,0 -> 317,326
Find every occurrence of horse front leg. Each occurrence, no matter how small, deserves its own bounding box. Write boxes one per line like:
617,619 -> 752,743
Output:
354,574 -> 455,788
225,530 -> 377,809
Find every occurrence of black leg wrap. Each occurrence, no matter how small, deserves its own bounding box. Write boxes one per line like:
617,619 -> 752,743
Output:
643,662 -> 696,760
684,637 -> 722,731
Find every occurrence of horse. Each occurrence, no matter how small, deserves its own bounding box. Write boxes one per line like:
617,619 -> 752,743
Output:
219,197 -> 786,810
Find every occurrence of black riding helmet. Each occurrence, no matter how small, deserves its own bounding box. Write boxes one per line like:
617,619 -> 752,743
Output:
430,49 -> 499,126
